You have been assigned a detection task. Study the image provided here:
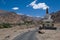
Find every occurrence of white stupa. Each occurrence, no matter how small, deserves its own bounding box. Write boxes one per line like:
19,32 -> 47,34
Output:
43,8 -> 53,22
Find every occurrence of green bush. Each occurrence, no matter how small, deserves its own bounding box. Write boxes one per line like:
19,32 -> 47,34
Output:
24,20 -> 33,25
0,23 -> 12,28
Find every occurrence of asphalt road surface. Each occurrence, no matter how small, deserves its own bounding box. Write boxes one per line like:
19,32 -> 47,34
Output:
13,29 -> 38,40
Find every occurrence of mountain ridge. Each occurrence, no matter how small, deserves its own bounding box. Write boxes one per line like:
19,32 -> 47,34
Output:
0,10 -> 41,24
51,10 -> 60,23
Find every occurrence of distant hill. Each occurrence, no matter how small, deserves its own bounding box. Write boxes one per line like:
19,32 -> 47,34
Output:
1,10 -> 60,24
51,11 -> 60,23
0,10 -> 41,24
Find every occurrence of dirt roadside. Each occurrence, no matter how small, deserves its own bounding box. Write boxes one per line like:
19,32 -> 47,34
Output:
36,29 -> 60,40
0,26 -> 35,40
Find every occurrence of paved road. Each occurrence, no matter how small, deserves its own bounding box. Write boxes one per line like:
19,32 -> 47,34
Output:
13,29 -> 38,40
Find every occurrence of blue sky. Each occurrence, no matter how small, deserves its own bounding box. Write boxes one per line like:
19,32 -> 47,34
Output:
0,0 -> 60,17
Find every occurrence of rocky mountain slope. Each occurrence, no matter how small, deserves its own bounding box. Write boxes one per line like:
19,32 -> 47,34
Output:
0,10 -> 41,24
51,11 -> 60,23
0,10 -> 23,23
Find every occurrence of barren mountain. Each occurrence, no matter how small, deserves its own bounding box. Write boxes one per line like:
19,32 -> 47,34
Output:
51,11 -> 60,23
0,10 -> 24,23
0,10 -> 41,24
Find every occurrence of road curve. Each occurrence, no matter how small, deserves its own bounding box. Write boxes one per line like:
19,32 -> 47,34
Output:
13,29 -> 38,40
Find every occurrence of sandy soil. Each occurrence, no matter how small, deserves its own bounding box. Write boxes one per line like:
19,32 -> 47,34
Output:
0,26 -> 35,40
36,30 -> 60,40
54,23 -> 60,27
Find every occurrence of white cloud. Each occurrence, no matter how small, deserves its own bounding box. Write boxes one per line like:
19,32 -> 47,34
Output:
36,16 -> 40,17
17,13 -> 24,15
27,15 -> 32,17
12,7 -> 19,10
27,0 -> 49,10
